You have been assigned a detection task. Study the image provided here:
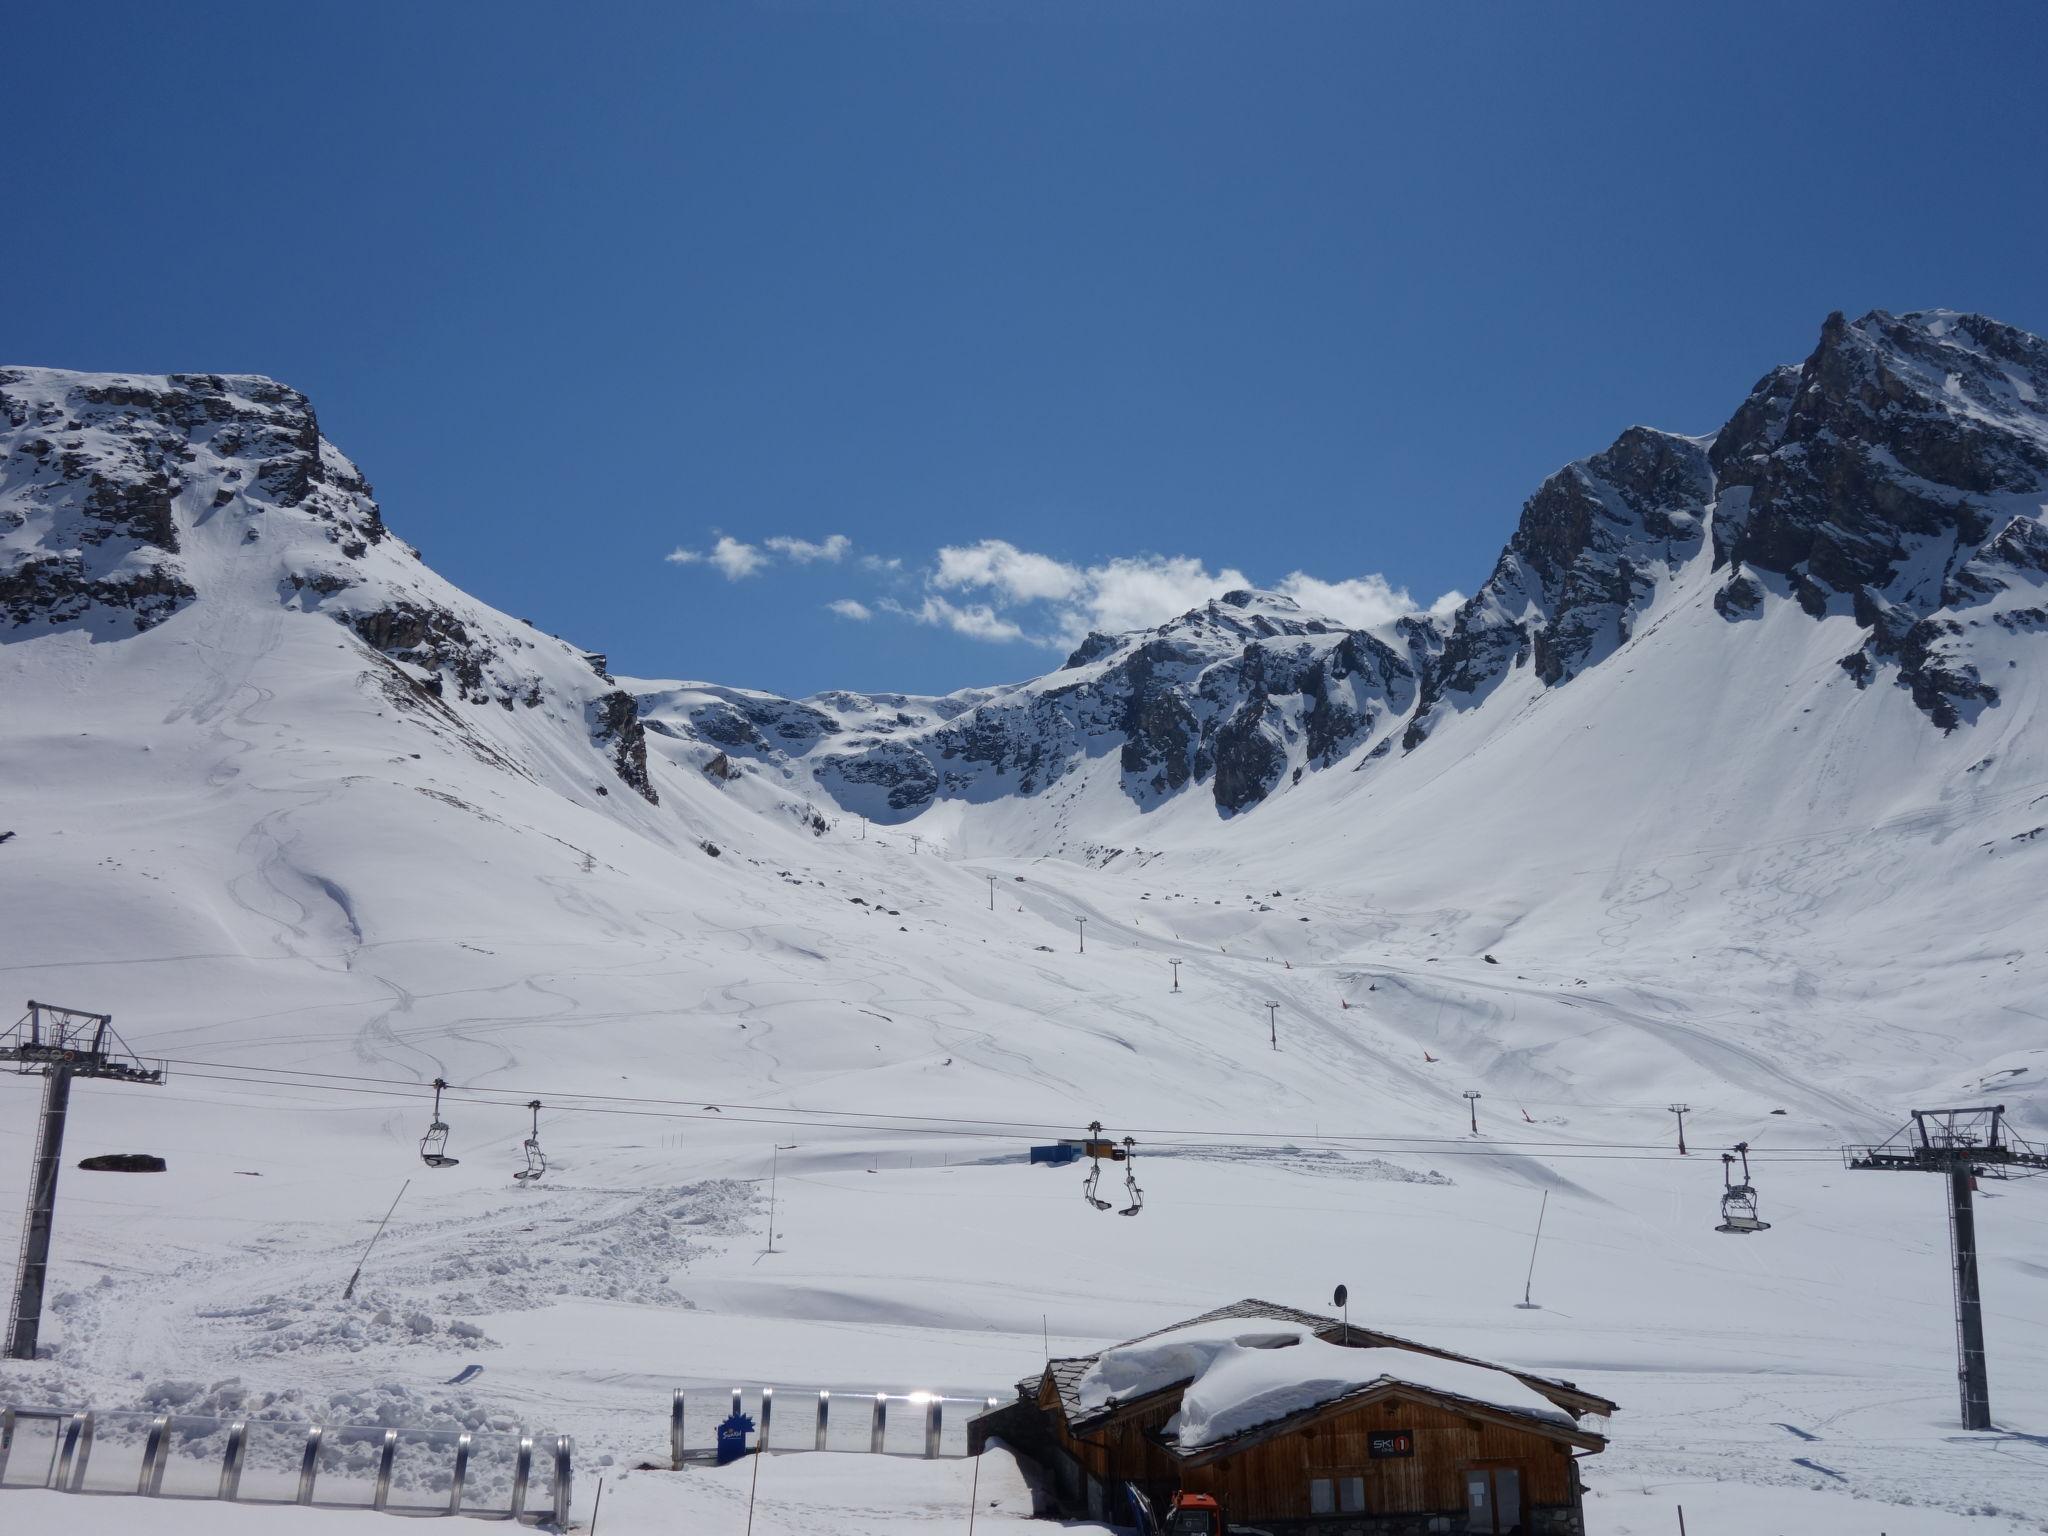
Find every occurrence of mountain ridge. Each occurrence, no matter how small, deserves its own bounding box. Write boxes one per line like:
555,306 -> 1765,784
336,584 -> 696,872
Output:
7,307 -> 2047,842
630,307 -> 2048,825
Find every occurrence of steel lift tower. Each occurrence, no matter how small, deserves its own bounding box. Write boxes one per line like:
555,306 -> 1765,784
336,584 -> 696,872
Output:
3,1001 -> 165,1360
1844,1106 -> 2048,1430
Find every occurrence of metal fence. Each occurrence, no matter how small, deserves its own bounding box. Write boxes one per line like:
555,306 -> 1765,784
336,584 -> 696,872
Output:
669,1387 -> 1000,1467
0,1404 -> 571,1525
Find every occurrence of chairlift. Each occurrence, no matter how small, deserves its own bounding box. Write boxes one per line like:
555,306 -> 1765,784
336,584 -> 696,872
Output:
419,1077 -> 459,1168
514,1099 -> 546,1183
1118,1135 -> 1144,1217
1715,1142 -> 1770,1234
1082,1120 -> 1113,1211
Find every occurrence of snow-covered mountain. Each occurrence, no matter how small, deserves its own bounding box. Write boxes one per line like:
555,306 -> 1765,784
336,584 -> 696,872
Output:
1,367 -> 659,803
4,313 -> 2048,1534
639,308 -> 2048,838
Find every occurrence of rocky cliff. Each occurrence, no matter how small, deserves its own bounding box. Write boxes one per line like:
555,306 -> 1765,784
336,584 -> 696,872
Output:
0,368 -> 657,804
10,309 -> 2045,834
642,309 -> 2048,822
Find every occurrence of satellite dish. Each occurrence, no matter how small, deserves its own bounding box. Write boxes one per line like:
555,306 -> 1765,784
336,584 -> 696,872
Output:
1332,1284 -> 1348,1309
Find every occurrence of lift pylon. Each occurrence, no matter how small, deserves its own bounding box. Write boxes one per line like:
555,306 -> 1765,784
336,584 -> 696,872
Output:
1844,1106 -> 2048,1431
2,1002 -> 166,1360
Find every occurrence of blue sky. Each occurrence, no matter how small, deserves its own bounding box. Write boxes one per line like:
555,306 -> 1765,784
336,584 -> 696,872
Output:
9,2 -> 2047,696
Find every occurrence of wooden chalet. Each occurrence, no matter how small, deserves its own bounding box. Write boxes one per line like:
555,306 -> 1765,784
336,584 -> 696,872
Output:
968,1299 -> 1616,1535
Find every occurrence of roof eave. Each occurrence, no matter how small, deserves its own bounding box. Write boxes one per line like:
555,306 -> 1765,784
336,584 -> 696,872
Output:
1167,1381 -> 1606,1467
1068,1379 -> 1192,1434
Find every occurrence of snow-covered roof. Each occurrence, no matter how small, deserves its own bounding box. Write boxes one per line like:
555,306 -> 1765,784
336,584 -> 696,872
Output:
1070,1311 -> 1596,1456
1042,1298 -> 1612,1427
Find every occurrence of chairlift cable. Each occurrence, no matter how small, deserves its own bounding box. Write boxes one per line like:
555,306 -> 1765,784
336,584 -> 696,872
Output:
148,1057 -> 1853,1153
149,1068 -> 1849,1162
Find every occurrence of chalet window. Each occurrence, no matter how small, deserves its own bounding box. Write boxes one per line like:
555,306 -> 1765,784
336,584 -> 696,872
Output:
1309,1475 -> 1366,1514
1463,1465 -> 1523,1534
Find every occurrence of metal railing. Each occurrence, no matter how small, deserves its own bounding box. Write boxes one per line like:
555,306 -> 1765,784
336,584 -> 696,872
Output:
1,1404 -> 571,1525
668,1387 -> 1000,1468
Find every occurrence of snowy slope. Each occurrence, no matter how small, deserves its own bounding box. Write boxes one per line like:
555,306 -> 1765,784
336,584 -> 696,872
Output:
3,319 -> 2048,1532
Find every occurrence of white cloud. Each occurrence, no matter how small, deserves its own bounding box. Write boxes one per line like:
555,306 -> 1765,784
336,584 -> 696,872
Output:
707,536 -> 767,579
1275,573 -> 1422,630
928,544 -> 1250,646
668,534 -> 767,580
1075,554 -> 1251,639
884,594 -> 1027,644
933,539 -> 1085,603
670,531 -> 847,578
675,529 -> 1459,651
766,534 -> 852,564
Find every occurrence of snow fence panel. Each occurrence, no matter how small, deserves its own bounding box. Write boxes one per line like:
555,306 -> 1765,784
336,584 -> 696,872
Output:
673,1387 -> 743,1455
72,1409 -> 154,1494
0,1409 -> 65,1489
154,1416 -> 236,1499
232,1418 -> 314,1503
388,1425 -> 466,1508
311,1422 -> 387,1506
877,1394 -> 928,1456
819,1392 -> 876,1455
527,1433 -> 569,1521
456,1429 -> 524,1515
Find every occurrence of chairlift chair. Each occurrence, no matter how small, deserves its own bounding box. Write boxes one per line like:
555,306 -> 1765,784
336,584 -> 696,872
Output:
1118,1136 -> 1144,1217
1715,1142 -> 1770,1234
514,1099 -> 546,1183
420,1078 -> 460,1168
1082,1120 -> 1113,1211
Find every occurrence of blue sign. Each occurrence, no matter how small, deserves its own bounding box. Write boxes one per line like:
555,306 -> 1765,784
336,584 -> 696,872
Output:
715,1412 -> 756,1466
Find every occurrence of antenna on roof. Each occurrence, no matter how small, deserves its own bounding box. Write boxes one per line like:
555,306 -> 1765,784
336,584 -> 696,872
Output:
1332,1283 -> 1349,1335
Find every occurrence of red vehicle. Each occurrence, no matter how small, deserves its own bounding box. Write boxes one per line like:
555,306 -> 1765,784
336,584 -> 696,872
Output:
1162,1491 -> 1224,1536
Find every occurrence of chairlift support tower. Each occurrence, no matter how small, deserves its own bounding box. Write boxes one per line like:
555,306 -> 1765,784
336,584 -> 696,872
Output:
1844,1106 -> 2048,1431
3,1001 -> 166,1360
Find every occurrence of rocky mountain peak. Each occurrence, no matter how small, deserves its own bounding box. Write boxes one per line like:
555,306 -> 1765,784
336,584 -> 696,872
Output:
2,366 -> 658,804
1707,309 -> 2048,726
1402,422 -> 1713,747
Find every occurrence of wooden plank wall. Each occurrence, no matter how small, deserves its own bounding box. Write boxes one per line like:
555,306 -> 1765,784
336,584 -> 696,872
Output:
1187,1397 -> 1576,1520
1046,1388 -> 1578,1523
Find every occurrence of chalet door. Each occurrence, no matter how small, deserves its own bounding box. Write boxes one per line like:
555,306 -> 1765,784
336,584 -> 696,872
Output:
1463,1466 -> 1523,1533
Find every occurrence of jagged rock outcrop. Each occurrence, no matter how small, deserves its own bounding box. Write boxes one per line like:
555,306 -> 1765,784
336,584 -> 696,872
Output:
641,309 -> 2048,820
1405,425 -> 1711,747
590,690 -> 656,800
1,367 -> 657,805
14,310 -> 2046,834
647,591 -> 1427,821
1709,310 -> 2048,726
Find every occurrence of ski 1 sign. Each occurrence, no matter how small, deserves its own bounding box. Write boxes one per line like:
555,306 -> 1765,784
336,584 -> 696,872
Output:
1368,1430 -> 1414,1459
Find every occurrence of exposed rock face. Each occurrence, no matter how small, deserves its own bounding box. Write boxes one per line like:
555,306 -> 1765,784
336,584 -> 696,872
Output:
1,367 -> 657,805
1708,310 -> 2048,727
1,368 -> 385,635
643,309 -> 2048,820
1405,425 -> 1711,747
590,690 -> 656,800
653,591 -> 1427,821
12,309 -> 2046,832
